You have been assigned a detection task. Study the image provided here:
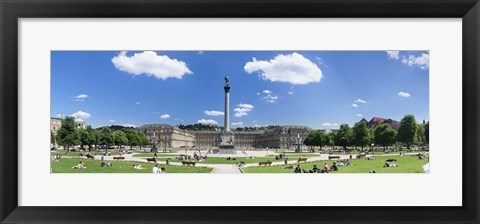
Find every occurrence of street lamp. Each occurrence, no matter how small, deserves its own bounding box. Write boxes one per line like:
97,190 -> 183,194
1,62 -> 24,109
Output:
371,143 -> 375,158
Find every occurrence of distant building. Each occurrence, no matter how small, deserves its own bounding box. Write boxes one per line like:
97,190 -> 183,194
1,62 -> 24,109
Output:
360,117 -> 400,129
137,124 -> 195,149
50,117 -> 62,134
138,124 -> 313,150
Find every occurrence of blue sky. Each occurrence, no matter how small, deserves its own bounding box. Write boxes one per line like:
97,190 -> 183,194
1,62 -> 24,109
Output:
51,50 -> 429,129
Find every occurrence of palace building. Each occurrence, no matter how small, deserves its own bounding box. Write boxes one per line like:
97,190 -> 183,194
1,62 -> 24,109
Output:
137,124 -> 313,150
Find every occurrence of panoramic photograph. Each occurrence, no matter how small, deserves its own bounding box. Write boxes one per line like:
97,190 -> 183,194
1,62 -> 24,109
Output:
50,50 -> 429,174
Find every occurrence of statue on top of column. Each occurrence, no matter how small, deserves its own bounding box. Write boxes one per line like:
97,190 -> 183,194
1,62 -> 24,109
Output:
225,75 -> 230,87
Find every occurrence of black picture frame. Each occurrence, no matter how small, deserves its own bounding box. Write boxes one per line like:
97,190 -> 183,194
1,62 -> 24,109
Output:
1,0 -> 479,223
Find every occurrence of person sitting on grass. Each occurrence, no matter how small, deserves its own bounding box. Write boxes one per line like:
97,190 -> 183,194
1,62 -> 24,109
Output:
72,161 -> 86,169
152,164 -> 161,173
161,167 -> 166,173
323,163 -> 330,173
312,165 -> 320,173
293,165 -> 301,173
331,162 -> 338,171
383,162 -> 398,167
132,164 -> 143,169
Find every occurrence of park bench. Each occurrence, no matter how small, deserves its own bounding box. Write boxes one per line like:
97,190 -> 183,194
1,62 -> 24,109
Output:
113,156 -> 125,161
146,158 -> 157,163
182,161 -> 196,166
328,155 -> 341,160
258,161 -> 272,166
297,157 -> 308,163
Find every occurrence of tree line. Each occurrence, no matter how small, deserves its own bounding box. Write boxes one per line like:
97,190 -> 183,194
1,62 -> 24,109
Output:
304,115 -> 429,151
51,117 -> 149,152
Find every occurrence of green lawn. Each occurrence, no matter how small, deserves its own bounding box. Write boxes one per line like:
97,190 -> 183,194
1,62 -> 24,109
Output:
132,153 -> 179,158
241,155 -> 429,173
51,151 -> 122,157
51,158 -> 213,173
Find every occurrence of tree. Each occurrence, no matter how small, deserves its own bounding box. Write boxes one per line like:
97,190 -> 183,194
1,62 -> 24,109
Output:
303,133 -> 315,151
50,131 -> 55,147
136,132 -> 149,150
353,122 -> 370,151
425,121 -> 429,145
56,116 -> 79,152
396,114 -> 418,150
97,127 -> 114,151
113,130 -> 128,149
335,124 -> 353,151
313,130 -> 326,151
85,125 -> 97,149
416,123 -> 426,146
374,124 -> 397,150
124,128 -> 139,150
326,132 -> 336,150
77,128 -> 90,149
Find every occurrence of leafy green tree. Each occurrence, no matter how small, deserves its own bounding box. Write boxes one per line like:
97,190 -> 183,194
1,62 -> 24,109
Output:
326,132 -> 336,150
136,132 -> 149,150
113,130 -> 128,148
396,114 -> 418,149
313,130 -> 326,151
50,131 -> 55,147
303,133 -> 315,151
85,125 -> 97,149
77,128 -> 90,149
374,124 -> 397,149
335,124 -> 353,151
98,126 -> 114,151
56,117 -> 80,152
416,123 -> 426,146
124,128 -> 139,150
353,122 -> 370,151
425,121 -> 429,145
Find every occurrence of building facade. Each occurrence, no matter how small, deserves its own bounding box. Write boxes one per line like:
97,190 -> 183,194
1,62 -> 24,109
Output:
137,124 -> 313,150
50,117 -> 62,134
137,124 -> 195,149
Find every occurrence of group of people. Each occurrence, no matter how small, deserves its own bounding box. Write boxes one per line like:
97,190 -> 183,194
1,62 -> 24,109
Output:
293,163 -> 338,173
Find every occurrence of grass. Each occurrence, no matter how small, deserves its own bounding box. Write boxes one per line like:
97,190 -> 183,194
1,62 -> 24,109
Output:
51,158 -> 213,173
132,153 -> 179,157
241,155 -> 429,173
50,151 -> 122,156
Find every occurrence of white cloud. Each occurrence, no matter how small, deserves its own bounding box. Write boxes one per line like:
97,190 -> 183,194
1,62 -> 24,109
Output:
160,114 -> 170,119
174,118 -> 184,122
288,91 -> 294,95
55,113 -> 65,118
71,94 -> 89,102
70,111 -> 91,119
111,51 -> 193,80
231,122 -> 244,126
322,123 -> 338,126
197,51 -> 204,55
401,53 -> 430,70
253,124 -> 262,128
352,103 -> 359,108
234,103 -> 254,117
262,89 -> 272,94
354,98 -> 367,104
238,103 -> 254,109
386,51 -> 400,60
256,92 -> 260,95
356,114 -> 363,117
263,94 -> 279,103
109,120 -> 116,122
204,110 -> 224,116
244,52 -> 323,85
197,119 -> 218,125
135,102 -> 141,105
398,91 -> 411,98
121,124 -> 136,128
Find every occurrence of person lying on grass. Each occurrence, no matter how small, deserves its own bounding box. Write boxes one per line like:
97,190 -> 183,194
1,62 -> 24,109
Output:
132,164 -> 143,169
72,161 -> 86,169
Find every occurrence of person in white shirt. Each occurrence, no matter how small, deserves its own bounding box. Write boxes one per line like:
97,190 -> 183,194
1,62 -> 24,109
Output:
152,164 -> 160,173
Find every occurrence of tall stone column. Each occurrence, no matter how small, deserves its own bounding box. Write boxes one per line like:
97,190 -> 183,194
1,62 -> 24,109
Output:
224,84 -> 230,132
